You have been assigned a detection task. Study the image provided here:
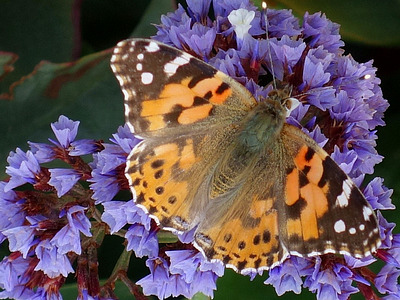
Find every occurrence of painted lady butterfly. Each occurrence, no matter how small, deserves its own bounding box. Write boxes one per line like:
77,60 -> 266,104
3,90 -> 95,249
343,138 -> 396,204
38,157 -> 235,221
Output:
110,39 -> 381,274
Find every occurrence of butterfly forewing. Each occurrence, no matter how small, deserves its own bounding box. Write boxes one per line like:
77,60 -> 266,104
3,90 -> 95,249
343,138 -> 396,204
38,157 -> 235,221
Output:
279,125 -> 381,258
111,39 -> 256,138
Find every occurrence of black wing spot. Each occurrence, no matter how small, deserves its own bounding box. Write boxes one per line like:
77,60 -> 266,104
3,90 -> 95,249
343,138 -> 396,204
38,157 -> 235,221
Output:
305,147 -> 315,161
136,192 -> 145,204
154,169 -> 163,179
262,230 -> 271,243
149,206 -> 158,214
194,95 -> 210,105
155,186 -> 164,195
151,159 -> 165,169
168,196 -> 177,204
238,241 -> 246,250
215,82 -> 230,95
299,172 -> 309,188
224,233 -> 232,243
237,260 -> 248,271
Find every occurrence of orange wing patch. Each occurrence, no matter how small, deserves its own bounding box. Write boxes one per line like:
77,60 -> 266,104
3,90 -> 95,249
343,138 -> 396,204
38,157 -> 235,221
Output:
191,72 -> 232,104
140,75 -> 232,130
126,139 -> 200,231
284,145 -> 329,242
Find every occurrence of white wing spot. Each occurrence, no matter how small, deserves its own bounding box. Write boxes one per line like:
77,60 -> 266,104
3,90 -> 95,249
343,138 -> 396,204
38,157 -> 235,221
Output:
359,224 -> 365,231
116,41 -> 126,47
129,47 -> 134,52
122,53 -> 129,61
136,63 -> 143,71
164,54 -> 191,76
137,53 -> 144,60
141,72 -> 153,85
363,206 -> 373,221
335,178 -> 353,208
349,227 -> 356,235
122,89 -> 132,100
334,220 -> 346,233
145,41 -> 160,53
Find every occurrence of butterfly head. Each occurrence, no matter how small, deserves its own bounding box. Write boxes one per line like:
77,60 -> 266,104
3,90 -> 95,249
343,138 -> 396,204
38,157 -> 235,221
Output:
241,88 -> 295,148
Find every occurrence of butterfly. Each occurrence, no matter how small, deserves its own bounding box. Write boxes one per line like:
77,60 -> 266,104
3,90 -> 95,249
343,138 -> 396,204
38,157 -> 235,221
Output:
110,38 -> 381,274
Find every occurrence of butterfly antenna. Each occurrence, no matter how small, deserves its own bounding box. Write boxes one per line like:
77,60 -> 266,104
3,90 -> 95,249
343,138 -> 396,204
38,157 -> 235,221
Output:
262,1 -> 277,90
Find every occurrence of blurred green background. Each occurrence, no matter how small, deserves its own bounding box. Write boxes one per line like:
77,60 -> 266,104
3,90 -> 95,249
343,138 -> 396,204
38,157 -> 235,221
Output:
0,0 -> 399,299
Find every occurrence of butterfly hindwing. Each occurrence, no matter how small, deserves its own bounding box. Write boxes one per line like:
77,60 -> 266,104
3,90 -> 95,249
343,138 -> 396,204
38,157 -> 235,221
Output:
125,113 -> 248,232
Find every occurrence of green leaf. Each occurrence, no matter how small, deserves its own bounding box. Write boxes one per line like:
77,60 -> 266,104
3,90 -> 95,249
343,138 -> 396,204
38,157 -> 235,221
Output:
0,50 -> 123,176
0,0 -> 75,89
255,0 -> 400,46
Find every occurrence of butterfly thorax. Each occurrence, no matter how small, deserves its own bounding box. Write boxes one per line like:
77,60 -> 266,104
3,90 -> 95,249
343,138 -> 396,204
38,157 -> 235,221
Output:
210,93 -> 286,198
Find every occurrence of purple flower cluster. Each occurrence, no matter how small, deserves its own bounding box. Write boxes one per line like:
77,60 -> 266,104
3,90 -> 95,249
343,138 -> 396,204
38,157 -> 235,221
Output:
0,116 -> 97,299
0,1 -> 397,300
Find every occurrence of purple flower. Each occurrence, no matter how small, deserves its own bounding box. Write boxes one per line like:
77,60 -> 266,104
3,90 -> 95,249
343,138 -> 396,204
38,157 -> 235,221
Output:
186,0 -> 211,22
125,224 -> 158,258
378,211 -> 396,249
375,264 -> 400,295
125,200 -> 152,230
265,257 -> 310,295
180,23 -> 216,59
364,177 -> 394,210
68,139 -> 99,156
48,168 -> 81,197
52,206 -> 92,255
136,257 -> 173,299
28,142 -> 56,163
302,11 -> 344,53
101,201 -> 129,233
5,148 -> 41,191
89,124 -> 139,204
268,36 -> 306,81
265,8 -> 301,37
0,182 -> 26,243
304,258 -> 358,299
3,223 -> 37,258
50,115 -> 80,148
0,254 -> 30,291
166,250 -> 222,298
137,251 -> 222,299
34,239 -> 74,278
102,200 -> 158,258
